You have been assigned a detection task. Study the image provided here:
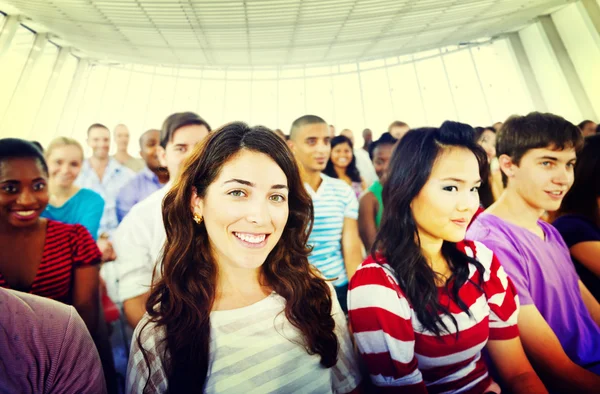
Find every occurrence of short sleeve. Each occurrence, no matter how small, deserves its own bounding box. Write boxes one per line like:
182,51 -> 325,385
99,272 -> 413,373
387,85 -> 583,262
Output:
348,259 -> 427,393
51,306 -> 107,394
473,243 -> 520,340
328,283 -> 362,393
477,236 -> 533,306
71,224 -> 102,268
343,186 -> 359,220
553,216 -> 600,248
126,316 -> 168,394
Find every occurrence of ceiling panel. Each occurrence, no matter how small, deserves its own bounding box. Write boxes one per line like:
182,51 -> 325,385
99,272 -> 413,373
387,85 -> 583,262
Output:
0,0 -> 573,67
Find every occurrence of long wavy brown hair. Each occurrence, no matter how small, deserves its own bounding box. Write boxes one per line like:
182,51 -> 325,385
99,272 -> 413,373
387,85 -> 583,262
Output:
137,122 -> 339,393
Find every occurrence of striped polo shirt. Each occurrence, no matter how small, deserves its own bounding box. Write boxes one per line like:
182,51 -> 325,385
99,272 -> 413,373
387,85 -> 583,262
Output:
348,240 -> 520,393
305,174 -> 359,287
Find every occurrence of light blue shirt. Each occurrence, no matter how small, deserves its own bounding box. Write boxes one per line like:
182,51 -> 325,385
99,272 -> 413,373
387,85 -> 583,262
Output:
305,174 -> 359,287
76,158 -> 135,237
42,188 -> 105,240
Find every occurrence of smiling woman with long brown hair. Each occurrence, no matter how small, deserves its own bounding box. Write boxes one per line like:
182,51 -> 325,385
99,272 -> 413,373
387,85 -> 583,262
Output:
126,122 -> 361,394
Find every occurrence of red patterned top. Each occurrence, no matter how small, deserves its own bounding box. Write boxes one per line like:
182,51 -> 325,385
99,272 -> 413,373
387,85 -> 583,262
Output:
0,220 -> 101,304
348,240 -> 520,393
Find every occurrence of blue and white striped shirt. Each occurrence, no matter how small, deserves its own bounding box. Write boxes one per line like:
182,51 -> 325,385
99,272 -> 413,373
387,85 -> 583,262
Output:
305,174 -> 359,287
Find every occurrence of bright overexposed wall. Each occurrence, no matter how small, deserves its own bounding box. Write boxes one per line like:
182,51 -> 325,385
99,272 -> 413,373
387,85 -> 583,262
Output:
552,2 -> 600,118
0,1 -> 599,156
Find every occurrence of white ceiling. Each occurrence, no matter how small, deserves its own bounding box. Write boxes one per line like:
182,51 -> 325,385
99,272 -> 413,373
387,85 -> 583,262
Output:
0,0 -> 572,67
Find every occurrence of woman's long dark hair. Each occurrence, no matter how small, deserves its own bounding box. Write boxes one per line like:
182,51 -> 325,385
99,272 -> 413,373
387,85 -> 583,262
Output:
138,122 -> 338,393
374,121 -> 488,336
556,134 -> 600,226
323,135 -> 362,182
473,127 -> 496,208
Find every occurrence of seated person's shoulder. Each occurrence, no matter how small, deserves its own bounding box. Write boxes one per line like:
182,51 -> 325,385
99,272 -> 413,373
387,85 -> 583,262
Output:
78,187 -> 104,203
0,288 -> 105,393
359,189 -> 377,204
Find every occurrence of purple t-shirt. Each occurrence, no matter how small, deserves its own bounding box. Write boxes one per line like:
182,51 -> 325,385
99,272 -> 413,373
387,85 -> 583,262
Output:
467,213 -> 600,372
0,288 -> 107,394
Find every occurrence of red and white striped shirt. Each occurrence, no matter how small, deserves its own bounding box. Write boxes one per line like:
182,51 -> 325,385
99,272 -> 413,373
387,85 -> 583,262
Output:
348,240 -> 519,394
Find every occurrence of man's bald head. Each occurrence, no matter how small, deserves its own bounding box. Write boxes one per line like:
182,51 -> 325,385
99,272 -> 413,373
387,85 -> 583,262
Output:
340,129 -> 354,144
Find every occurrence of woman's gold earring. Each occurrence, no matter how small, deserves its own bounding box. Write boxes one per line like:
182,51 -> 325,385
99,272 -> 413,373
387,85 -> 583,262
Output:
193,214 -> 203,224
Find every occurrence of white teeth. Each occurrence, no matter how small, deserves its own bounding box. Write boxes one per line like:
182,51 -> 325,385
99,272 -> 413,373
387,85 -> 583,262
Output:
14,210 -> 35,216
234,232 -> 266,244
549,191 -> 562,195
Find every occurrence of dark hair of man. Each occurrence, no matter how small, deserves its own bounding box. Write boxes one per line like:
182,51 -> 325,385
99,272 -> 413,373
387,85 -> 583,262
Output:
160,112 -> 212,149
578,120 -> 594,130
30,141 -> 44,153
289,115 -> 327,141
387,120 -> 408,132
0,138 -> 49,176
138,122 -> 338,392
323,135 -> 362,183
139,128 -> 160,149
373,121 -> 488,336
87,123 -> 108,136
556,134 -> 600,226
497,112 -> 583,187
368,132 -> 397,160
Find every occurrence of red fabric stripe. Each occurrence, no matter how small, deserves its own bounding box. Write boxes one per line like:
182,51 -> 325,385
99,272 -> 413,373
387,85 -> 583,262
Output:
414,317 -> 489,357
422,355 -> 480,383
350,307 -> 415,343
489,324 -> 519,340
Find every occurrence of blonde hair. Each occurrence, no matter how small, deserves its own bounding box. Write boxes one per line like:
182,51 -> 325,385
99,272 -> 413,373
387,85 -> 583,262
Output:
45,137 -> 84,161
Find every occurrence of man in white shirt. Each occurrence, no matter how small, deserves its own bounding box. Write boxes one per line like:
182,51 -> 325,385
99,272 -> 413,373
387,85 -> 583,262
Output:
114,112 -> 211,328
340,128 -> 378,188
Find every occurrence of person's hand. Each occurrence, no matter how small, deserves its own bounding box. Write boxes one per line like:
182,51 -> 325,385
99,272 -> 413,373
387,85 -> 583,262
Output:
97,238 -> 117,262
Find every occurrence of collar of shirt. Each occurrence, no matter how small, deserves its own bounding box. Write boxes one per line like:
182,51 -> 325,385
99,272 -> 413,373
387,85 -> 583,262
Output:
81,158 -> 126,185
139,166 -> 163,186
304,173 -> 329,197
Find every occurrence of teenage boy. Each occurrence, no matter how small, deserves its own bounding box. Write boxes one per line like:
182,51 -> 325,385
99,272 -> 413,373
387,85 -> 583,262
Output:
467,112 -> 600,393
288,115 -> 363,312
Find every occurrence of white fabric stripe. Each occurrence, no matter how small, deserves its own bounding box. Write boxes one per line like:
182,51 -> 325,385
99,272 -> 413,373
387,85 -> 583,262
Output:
437,371 -> 489,394
487,291 -> 506,307
371,368 -> 423,386
417,337 -> 487,369
354,330 -> 415,364
425,352 -> 481,385
349,284 -> 411,319
412,294 -> 488,336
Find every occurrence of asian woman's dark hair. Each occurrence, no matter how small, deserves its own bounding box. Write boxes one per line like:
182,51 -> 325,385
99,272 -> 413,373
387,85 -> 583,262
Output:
138,122 -> 338,393
556,134 -> 600,226
0,138 -> 49,176
323,135 -> 362,183
473,127 -> 496,208
374,121 -> 488,336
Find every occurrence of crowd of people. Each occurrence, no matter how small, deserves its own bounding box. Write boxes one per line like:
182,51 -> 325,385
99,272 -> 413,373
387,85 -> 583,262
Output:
0,111 -> 598,394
